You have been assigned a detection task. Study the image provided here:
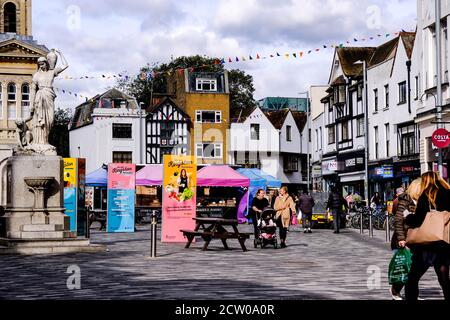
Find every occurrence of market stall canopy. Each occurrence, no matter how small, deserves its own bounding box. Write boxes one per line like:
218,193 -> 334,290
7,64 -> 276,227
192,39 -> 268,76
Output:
86,167 -> 108,187
197,165 -> 250,187
236,168 -> 266,188
136,164 -> 163,186
250,169 -> 282,188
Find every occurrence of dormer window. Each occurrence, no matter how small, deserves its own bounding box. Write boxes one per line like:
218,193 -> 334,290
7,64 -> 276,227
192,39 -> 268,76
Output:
196,78 -> 217,92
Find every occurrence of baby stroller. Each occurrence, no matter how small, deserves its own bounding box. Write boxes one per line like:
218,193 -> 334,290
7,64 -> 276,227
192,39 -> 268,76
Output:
254,207 -> 278,249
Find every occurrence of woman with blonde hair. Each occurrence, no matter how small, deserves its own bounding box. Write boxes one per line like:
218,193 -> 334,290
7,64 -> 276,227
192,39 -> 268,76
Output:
404,171 -> 450,301
274,186 -> 296,248
389,178 -> 421,300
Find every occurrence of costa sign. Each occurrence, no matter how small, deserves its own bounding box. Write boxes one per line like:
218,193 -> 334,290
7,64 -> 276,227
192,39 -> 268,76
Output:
432,128 -> 450,149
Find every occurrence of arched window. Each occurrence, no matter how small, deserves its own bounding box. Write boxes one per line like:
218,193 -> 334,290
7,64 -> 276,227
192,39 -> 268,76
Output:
7,83 -> 16,119
22,83 -> 30,119
4,2 -> 17,33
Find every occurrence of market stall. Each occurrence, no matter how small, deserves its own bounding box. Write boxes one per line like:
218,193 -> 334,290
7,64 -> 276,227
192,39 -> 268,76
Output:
85,166 -> 108,211
197,165 -> 250,223
251,168 -> 282,189
236,168 -> 267,218
135,164 -> 163,221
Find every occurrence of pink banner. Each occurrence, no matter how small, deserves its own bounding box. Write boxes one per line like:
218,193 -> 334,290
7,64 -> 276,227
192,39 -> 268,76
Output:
108,163 -> 136,190
162,156 -> 197,243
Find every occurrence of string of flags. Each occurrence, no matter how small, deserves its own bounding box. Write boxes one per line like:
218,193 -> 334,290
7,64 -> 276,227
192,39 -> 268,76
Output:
54,30 -> 411,83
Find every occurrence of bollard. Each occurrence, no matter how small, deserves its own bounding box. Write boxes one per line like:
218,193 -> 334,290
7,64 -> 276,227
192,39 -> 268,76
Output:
86,209 -> 90,239
360,209 -> 363,234
386,212 -> 391,243
369,210 -> 373,238
150,210 -> 157,258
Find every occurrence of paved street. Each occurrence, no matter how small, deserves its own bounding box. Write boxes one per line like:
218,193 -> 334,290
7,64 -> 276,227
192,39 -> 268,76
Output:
0,223 -> 445,300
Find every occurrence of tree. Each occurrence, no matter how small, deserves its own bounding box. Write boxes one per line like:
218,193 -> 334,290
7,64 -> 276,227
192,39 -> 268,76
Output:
116,55 -> 257,112
49,108 -> 73,158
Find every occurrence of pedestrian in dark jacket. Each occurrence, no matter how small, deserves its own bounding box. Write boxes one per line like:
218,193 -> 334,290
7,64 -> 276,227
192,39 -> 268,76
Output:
404,171 -> 450,301
389,180 -> 421,300
326,186 -> 348,234
297,190 -> 315,233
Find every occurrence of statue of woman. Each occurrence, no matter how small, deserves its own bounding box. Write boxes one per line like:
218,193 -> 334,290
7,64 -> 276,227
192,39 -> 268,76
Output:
29,49 -> 68,154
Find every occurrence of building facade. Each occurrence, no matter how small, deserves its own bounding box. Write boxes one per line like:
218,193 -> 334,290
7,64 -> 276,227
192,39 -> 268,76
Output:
69,89 -> 145,174
229,106 -> 308,193
167,70 -> 230,165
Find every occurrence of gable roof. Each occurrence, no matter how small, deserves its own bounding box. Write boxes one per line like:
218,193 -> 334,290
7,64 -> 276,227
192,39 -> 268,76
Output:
291,111 -> 308,132
69,88 -> 139,131
336,47 -> 376,78
264,109 -> 290,130
231,106 -> 257,123
146,96 -> 190,120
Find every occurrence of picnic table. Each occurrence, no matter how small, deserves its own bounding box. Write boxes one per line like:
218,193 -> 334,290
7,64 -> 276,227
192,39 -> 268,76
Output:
181,217 -> 252,252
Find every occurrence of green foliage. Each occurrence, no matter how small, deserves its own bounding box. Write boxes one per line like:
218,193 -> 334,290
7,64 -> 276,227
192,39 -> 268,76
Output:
49,108 -> 73,158
116,55 -> 257,113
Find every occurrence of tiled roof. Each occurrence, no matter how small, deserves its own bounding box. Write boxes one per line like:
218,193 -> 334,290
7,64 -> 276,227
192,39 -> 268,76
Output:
264,109 -> 290,130
336,47 -> 376,78
231,106 -> 256,123
291,111 -> 308,132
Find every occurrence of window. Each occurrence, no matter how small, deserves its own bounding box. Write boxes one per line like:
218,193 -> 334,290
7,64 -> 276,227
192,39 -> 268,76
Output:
7,83 -> 16,120
286,125 -> 292,141
196,143 -> 222,159
283,155 -> 299,172
250,124 -> 260,140
415,76 -> 419,100
0,83 -> 2,119
357,85 -> 362,100
342,121 -> 349,141
315,129 -> 319,151
357,118 -> 365,137
4,2 -> 17,33
196,78 -> 217,92
399,123 -> 417,156
374,126 -> 379,159
234,151 -> 260,167
373,89 -> 378,112
328,126 -> 335,144
195,110 -> 222,123
21,84 -> 30,119
112,123 -> 132,139
319,127 -> 323,149
384,84 -> 389,109
112,151 -> 132,163
385,123 -> 390,157
398,81 -> 407,104
309,129 -> 312,143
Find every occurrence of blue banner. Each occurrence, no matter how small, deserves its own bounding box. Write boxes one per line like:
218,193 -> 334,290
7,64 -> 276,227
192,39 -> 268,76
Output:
64,187 -> 77,232
107,189 -> 135,233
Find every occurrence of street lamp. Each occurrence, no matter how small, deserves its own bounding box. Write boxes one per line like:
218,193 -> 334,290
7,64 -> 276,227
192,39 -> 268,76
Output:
419,92 -> 444,176
299,91 -> 311,194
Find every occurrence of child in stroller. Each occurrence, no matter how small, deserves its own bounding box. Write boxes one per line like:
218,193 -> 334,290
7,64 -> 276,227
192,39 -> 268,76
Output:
254,207 -> 278,249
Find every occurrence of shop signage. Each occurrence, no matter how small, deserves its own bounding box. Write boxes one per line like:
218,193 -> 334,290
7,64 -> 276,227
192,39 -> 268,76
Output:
107,163 -> 136,233
338,152 -> 365,173
432,128 -> 450,148
322,159 -> 338,175
312,165 -> 322,177
373,165 -> 394,178
162,155 -> 197,243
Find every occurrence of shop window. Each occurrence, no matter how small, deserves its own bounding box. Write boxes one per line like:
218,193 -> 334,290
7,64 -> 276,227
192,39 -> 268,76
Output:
283,155 -> 299,172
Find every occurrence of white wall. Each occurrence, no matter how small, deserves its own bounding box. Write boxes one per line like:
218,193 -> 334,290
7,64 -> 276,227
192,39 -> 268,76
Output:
70,108 -> 145,174
280,112 -> 301,154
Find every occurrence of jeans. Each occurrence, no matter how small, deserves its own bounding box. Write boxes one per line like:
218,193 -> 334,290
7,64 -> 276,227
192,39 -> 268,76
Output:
332,209 -> 340,233
302,213 -> 312,229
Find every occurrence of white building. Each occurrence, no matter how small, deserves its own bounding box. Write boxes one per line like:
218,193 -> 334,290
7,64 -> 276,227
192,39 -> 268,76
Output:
229,106 -> 308,193
366,32 -> 421,199
414,0 -> 450,176
69,88 -> 146,174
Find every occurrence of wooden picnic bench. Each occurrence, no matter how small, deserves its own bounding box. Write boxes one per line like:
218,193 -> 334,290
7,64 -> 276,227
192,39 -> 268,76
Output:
181,217 -> 252,252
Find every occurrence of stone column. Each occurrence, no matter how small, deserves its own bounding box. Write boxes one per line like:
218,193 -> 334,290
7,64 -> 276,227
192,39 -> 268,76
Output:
1,82 -> 7,129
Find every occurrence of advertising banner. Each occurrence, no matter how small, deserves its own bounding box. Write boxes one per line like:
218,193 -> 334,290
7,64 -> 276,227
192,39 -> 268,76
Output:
77,159 -> 87,237
63,158 -> 78,232
107,163 -> 136,233
162,155 -> 197,243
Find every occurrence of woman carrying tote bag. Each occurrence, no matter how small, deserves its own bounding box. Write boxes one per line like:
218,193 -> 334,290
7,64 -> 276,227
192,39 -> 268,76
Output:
404,171 -> 450,301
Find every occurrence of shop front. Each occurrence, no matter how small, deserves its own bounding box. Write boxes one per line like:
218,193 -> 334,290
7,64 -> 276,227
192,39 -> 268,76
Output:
337,151 -> 365,197
426,137 -> 449,180
369,164 -> 395,202
321,157 -> 338,192
394,159 -> 421,189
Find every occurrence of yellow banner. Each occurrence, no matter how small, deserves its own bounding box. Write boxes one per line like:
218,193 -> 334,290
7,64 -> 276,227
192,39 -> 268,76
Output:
63,158 -> 77,188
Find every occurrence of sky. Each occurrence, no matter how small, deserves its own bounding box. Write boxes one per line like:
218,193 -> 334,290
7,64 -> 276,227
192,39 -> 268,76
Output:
32,0 -> 417,110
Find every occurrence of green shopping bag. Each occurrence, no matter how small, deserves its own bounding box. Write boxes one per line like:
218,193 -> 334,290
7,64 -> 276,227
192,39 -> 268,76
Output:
388,248 -> 412,284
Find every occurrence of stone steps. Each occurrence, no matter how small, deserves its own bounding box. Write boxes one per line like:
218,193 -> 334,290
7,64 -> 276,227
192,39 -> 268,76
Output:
0,244 -> 106,255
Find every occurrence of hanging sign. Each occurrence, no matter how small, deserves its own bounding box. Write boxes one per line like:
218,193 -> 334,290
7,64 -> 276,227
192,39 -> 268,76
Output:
432,128 -> 450,149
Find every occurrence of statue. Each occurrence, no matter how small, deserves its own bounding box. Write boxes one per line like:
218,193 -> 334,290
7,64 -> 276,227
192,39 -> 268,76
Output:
15,49 -> 68,155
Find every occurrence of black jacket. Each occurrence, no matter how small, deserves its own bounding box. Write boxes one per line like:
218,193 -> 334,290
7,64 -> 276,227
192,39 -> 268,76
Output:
297,194 -> 315,215
405,187 -> 450,228
326,192 -> 347,211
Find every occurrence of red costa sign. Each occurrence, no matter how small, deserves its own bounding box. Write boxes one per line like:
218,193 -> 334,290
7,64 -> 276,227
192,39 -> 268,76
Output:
432,128 -> 450,149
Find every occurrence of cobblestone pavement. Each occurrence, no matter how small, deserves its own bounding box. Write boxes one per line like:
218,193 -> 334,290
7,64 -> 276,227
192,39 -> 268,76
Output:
0,223 -> 445,300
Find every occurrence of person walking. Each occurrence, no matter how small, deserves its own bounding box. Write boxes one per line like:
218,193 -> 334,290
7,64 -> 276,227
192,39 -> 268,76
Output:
250,189 -> 270,240
298,190 -> 315,233
389,181 -> 420,300
269,189 -> 279,209
404,172 -> 450,301
371,192 -> 383,209
274,186 -> 296,248
326,186 -> 348,234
